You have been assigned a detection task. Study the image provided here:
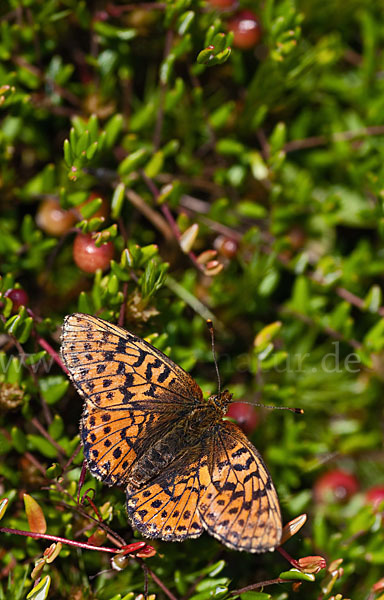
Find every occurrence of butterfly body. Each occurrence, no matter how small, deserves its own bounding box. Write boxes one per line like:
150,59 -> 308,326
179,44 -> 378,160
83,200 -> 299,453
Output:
128,401 -> 222,487
61,313 -> 282,553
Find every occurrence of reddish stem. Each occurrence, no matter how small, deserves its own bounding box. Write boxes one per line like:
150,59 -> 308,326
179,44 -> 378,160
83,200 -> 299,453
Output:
0,526 -> 138,554
36,335 -> 68,373
277,545 -> 300,569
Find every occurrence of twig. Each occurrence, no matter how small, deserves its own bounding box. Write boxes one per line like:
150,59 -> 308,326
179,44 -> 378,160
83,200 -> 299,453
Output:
126,189 -> 173,241
31,417 -> 67,458
106,2 -> 166,16
0,526 -> 139,554
283,307 -> 361,350
284,125 -> 384,153
24,451 -> 48,476
140,171 -> 207,273
153,28 -> 174,150
143,563 -> 179,600
230,576 -> 296,595
35,335 -> 68,373
13,56 -> 81,107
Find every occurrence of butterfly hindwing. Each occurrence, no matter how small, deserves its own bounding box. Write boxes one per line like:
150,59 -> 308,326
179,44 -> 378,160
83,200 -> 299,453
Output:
125,421 -> 281,552
126,448 -> 211,541
198,421 -> 282,552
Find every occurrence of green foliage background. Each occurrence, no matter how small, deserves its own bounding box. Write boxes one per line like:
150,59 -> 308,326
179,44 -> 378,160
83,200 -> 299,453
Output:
1,0 -> 384,598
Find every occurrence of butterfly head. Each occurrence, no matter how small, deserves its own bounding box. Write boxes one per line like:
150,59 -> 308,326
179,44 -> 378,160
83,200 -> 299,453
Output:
209,389 -> 233,414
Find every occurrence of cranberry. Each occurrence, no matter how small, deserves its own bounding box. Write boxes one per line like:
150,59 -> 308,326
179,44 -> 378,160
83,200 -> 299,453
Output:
207,0 -> 236,8
73,232 -> 114,273
36,198 -> 77,236
4,288 -> 29,310
214,235 -> 239,259
366,486 -> 384,509
227,402 -> 259,435
228,10 -> 262,50
314,469 -> 359,503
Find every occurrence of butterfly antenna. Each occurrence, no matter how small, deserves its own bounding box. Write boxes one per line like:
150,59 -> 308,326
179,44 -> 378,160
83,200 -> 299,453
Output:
233,400 -> 304,415
207,320 -> 221,396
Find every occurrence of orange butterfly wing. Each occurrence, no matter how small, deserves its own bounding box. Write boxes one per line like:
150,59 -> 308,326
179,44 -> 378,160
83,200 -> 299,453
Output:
61,313 -> 203,486
199,421 -> 282,552
126,448 -> 211,541
126,421 -> 281,552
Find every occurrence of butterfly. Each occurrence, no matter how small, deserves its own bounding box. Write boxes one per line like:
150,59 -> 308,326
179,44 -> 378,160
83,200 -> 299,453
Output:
61,313 -> 282,553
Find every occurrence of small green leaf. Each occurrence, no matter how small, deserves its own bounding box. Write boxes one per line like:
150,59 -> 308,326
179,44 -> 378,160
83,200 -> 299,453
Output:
63,139 -> 73,165
11,426 -> 27,453
46,463 -> 61,479
78,291 -> 93,313
178,10 -> 195,35
78,196 -> 103,219
105,113 -> 124,148
269,121 -> 286,154
279,569 -> 315,582
364,284 -> 382,313
26,576 -> 51,600
111,183 -> 126,219
240,593 -> 271,600
27,434 -> 57,459
258,270 -> 279,297
0,498 -> 9,520
254,321 -> 282,350
39,376 -> 69,405
144,150 -> 164,178
18,317 -> 33,343
118,148 -> 149,175
48,414 -> 64,439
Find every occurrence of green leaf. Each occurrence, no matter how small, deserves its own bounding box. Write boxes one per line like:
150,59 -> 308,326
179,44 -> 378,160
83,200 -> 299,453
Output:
39,376 -> 69,405
178,10 -> 195,35
0,498 -> 9,521
11,426 -> 27,453
48,414 -> 64,439
78,291 -> 93,313
111,183 -> 126,219
27,434 -> 57,459
105,114 -> 124,148
255,321 -> 282,350
290,275 -> 310,313
118,148 -> 149,175
26,576 -> 51,600
78,196 -> 103,219
364,284 -> 382,313
279,569 -> 315,582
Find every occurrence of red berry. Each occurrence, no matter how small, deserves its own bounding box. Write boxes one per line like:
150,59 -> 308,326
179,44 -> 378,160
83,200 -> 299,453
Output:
366,486 -> 384,509
314,469 -> 359,503
227,402 -> 259,435
207,0 -> 236,8
228,10 -> 262,50
73,233 -> 114,273
214,235 -> 239,259
4,288 -> 29,310
36,198 -> 77,236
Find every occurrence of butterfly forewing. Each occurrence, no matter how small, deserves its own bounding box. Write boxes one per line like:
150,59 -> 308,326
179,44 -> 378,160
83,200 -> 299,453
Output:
61,313 -> 202,485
